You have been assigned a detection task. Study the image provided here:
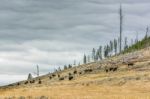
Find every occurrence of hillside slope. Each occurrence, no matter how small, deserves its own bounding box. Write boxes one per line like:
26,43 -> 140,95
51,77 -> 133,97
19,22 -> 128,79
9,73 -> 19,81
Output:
0,46 -> 150,99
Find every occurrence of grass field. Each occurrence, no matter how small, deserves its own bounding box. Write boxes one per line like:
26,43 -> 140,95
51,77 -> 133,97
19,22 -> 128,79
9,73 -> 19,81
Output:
0,48 -> 150,99
1,70 -> 150,99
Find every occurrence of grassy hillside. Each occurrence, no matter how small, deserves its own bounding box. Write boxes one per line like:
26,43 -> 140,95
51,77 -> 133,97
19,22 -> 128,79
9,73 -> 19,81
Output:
0,45 -> 150,99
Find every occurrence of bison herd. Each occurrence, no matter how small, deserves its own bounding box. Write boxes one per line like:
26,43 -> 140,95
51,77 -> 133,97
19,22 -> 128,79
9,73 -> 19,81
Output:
13,61 -> 135,87
105,66 -> 118,73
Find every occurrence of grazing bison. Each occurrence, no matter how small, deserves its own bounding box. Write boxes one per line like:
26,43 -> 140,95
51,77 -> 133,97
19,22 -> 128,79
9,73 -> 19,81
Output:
58,74 -> 60,78
105,66 -> 118,73
38,79 -> 42,84
68,73 -> 74,80
105,69 -> 109,73
30,80 -> 35,84
17,83 -> 20,85
68,72 -> 72,76
73,70 -> 77,74
113,66 -> 118,71
52,74 -> 56,77
24,81 -> 28,84
109,67 -> 114,71
79,71 -> 82,75
59,77 -> 64,81
128,62 -> 134,67
84,69 -> 93,73
49,76 -> 52,79
68,76 -> 74,80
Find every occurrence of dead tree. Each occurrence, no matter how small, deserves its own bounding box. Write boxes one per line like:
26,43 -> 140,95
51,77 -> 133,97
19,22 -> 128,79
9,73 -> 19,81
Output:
119,4 -> 123,53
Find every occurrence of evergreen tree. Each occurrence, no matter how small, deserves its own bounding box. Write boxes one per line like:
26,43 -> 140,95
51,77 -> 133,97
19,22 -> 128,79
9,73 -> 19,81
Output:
58,67 -> 61,71
110,40 -> 113,55
114,39 -> 117,55
83,54 -> 87,64
64,65 -> 67,70
124,37 -> 128,50
92,48 -> 96,61
104,45 -> 109,58
27,73 -> 33,80
87,55 -> 90,63
95,49 -> 99,61
68,64 -> 72,68
98,46 -> 102,60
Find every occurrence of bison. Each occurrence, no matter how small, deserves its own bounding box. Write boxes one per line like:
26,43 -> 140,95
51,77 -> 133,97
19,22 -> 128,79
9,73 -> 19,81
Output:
73,70 -> 77,74
59,77 -> 64,81
84,69 -> 93,73
38,79 -> 42,84
68,76 -> 74,80
128,62 -> 134,67
24,81 -> 28,84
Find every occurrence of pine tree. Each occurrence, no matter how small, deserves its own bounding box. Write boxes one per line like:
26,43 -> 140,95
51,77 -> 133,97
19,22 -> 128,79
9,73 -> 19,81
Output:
114,39 -> 117,55
98,46 -> 102,60
68,64 -> 72,68
64,65 -> 67,70
110,40 -> 113,55
92,48 -> 96,61
88,55 -> 90,63
27,73 -> 33,80
124,37 -> 128,50
58,67 -> 61,71
83,54 -> 87,64
104,45 -> 109,58
95,49 -> 99,61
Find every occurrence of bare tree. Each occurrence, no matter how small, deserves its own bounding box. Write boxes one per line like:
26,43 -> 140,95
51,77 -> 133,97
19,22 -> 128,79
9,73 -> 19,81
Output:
87,55 -> 90,63
145,26 -> 149,39
119,4 -> 123,53
73,60 -> 76,66
37,65 -> 39,77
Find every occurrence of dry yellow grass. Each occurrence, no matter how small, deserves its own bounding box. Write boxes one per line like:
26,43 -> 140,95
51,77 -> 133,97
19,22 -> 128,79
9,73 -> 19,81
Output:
1,82 -> 150,99
0,47 -> 150,99
1,70 -> 150,99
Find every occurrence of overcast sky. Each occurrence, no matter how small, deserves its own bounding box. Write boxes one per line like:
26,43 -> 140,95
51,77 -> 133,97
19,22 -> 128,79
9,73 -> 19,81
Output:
0,0 -> 150,86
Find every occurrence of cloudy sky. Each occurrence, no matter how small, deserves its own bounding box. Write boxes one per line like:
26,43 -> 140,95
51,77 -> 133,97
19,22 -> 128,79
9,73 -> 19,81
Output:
0,0 -> 150,86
